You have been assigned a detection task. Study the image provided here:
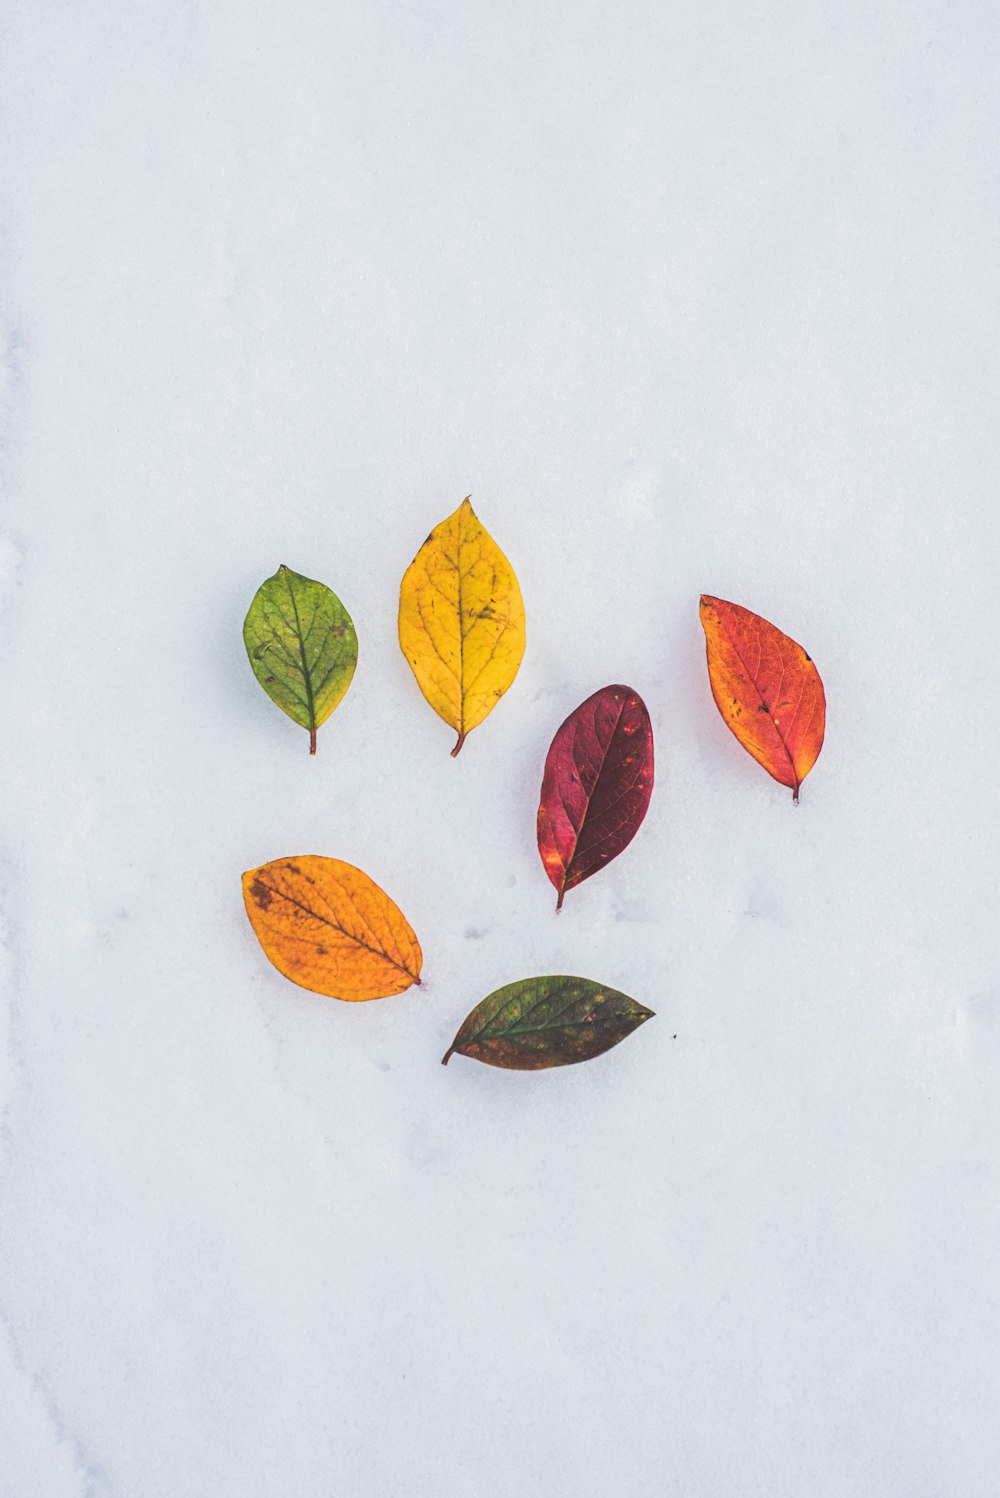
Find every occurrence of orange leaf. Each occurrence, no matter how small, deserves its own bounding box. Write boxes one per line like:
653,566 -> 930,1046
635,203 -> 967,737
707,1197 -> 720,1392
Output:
242,856 -> 423,1001
700,595 -> 826,801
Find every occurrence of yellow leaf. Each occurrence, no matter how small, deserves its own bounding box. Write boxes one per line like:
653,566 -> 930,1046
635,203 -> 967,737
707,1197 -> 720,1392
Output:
242,856 -> 423,1001
398,497 -> 526,755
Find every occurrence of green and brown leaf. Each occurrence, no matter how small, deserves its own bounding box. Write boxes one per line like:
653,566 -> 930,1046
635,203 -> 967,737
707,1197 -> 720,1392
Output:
243,564 -> 358,753
442,974 -> 654,1070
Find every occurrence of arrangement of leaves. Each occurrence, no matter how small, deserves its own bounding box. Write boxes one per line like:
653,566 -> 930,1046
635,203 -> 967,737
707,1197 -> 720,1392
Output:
239,501 -> 830,1079
398,497 -> 525,756
242,855 -> 422,1001
442,975 -> 654,1069
537,684 -> 654,911
700,595 -> 825,802
244,565 -> 358,754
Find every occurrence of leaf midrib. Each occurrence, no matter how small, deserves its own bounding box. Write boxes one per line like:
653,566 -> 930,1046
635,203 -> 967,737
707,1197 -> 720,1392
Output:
470,983 -> 609,1044
456,515 -> 466,734
283,568 -> 316,732
716,610 -> 800,789
253,875 -> 417,980
560,695 -> 633,894
488,1012 -> 646,1040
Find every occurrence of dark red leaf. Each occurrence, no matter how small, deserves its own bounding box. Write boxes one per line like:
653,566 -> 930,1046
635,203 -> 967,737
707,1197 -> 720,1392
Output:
536,684 -> 654,911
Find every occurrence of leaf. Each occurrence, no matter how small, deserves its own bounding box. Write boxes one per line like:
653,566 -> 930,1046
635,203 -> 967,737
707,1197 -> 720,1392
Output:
699,595 -> 826,802
536,684 -> 654,911
243,565 -> 358,754
442,974 -> 654,1069
242,855 -> 422,1001
398,497 -> 526,756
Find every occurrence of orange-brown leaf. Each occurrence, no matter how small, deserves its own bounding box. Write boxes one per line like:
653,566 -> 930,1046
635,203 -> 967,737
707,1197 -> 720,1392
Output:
242,856 -> 423,1001
700,595 -> 826,801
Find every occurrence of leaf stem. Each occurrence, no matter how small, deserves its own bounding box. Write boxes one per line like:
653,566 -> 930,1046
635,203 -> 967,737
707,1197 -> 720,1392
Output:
441,1046 -> 455,1066
451,730 -> 466,757
309,727 -> 317,755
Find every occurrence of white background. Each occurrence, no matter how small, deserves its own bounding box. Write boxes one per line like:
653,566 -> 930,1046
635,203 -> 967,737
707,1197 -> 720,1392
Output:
2,3 -> 999,1494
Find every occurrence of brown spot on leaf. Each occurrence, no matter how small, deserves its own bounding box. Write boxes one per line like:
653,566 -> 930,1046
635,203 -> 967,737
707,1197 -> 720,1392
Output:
250,880 -> 273,910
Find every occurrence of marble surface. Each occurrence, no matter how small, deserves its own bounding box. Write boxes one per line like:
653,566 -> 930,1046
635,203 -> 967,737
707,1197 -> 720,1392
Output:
2,3 -> 999,1494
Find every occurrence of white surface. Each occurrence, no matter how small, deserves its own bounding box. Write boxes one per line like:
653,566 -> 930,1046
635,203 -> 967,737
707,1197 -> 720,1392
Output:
2,4 -> 999,1494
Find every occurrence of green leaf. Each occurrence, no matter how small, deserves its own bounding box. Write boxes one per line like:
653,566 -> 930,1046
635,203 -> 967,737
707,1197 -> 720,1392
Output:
243,564 -> 358,753
442,974 -> 654,1070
